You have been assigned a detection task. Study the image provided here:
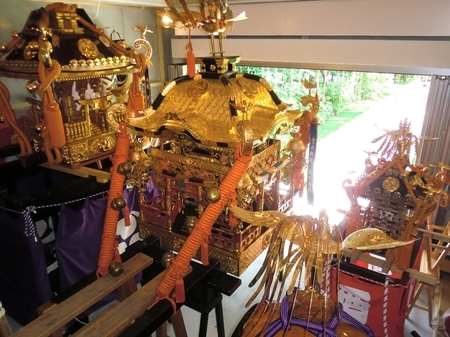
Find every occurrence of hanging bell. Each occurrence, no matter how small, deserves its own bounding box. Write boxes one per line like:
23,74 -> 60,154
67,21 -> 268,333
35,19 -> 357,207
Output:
108,261 -> 124,276
161,251 -> 175,269
111,196 -> 126,210
205,187 -> 221,203
117,161 -> 133,175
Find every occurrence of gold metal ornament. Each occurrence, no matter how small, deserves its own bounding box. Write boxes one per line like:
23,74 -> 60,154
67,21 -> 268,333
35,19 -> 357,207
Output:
184,215 -> 198,233
186,77 -> 209,99
164,0 -> 247,56
382,176 -> 400,192
205,187 -> 221,203
108,261 -> 124,276
26,80 -> 40,94
133,25 -> 153,66
23,41 -> 40,60
229,205 -> 413,337
111,196 -> 127,210
77,38 -> 99,59
118,162 -> 133,175
161,252 -> 175,268
237,77 -> 258,98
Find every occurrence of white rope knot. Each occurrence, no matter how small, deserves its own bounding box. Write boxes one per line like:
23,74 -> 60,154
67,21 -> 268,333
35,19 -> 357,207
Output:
23,206 -> 37,240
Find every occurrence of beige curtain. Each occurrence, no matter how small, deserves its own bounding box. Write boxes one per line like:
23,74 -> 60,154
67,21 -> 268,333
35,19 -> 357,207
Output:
417,76 -> 450,166
417,75 -> 450,225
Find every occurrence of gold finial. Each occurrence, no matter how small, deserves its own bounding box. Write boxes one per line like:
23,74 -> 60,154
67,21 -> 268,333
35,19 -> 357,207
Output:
133,25 -> 153,40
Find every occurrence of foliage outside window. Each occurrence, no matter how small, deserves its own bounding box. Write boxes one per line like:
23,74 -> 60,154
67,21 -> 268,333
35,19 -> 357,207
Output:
236,66 -> 423,140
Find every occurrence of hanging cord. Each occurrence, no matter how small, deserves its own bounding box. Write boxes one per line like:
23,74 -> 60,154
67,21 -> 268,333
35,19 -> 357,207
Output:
110,29 -> 122,41
186,29 -> 195,78
127,50 -> 147,118
37,57 -> 65,145
94,0 -> 102,19
36,7 -> 66,151
382,276 -> 390,337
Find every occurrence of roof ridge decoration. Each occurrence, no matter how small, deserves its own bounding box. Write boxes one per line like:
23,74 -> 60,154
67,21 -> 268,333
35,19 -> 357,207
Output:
165,0 -> 247,56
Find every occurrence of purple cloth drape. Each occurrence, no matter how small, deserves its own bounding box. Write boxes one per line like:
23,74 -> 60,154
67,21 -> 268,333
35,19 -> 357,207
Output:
55,187 -> 141,317
0,210 -> 53,326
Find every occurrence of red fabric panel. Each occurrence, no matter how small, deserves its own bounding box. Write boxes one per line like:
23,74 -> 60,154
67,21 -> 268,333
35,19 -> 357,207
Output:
330,267 -> 409,337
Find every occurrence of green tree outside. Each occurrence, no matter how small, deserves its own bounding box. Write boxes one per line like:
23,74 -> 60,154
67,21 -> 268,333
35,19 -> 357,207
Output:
236,66 -> 422,140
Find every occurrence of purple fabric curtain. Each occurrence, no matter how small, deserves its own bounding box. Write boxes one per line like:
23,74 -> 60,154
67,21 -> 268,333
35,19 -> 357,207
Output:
55,187 -> 141,317
55,195 -> 108,292
0,210 -> 53,326
0,186 -> 143,325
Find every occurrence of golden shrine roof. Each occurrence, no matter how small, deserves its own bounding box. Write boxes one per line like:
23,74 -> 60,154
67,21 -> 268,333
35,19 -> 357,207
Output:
128,62 -> 298,146
0,3 -> 134,81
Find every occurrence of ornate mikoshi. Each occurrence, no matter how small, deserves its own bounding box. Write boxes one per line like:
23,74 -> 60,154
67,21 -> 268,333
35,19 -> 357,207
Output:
343,119 -> 449,269
227,205 -> 412,337
0,3 -> 151,165
127,54 -> 315,275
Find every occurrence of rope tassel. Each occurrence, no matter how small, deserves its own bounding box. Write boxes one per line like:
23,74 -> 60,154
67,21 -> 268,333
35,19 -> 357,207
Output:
38,60 -> 66,148
175,278 -> 185,303
201,241 -> 209,265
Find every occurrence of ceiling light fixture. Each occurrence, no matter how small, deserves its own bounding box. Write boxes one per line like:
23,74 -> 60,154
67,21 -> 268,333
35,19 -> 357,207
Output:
161,10 -> 173,28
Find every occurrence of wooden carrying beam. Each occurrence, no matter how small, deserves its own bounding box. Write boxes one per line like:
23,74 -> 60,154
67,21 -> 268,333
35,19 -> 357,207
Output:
10,253 -> 153,337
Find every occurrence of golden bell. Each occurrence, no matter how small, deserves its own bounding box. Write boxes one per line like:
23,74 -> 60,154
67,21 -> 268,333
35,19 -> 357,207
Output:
108,261 -> 124,276
117,161 -> 133,174
161,251 -> 175,269
205,187 -> 221,203
111,196 -> 126,210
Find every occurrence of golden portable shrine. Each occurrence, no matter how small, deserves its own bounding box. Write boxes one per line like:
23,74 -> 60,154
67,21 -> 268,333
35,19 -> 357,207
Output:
0,3 -> 151,166
343,119 -> 449,270
1,1 -> 450,337
127,56 -> 317,275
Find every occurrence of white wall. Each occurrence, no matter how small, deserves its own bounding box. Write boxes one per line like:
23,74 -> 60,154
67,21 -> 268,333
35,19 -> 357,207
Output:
171,0 -> 450,75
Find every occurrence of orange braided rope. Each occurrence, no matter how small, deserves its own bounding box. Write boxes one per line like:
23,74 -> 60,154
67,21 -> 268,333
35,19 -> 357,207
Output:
0,81 -> 33,156
37,59 -> 66,149
155,142 -> 252,304
186,31 -> 195,78
97,121 -> 130,276
127,51 -> 147,118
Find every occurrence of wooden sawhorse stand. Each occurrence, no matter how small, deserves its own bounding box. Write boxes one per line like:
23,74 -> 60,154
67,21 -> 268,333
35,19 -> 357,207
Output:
3,253 -> 154,337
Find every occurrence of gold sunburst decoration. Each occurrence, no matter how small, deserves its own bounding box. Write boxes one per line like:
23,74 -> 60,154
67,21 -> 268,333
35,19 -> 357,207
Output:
77,38 -> 98,59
